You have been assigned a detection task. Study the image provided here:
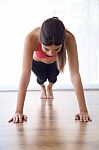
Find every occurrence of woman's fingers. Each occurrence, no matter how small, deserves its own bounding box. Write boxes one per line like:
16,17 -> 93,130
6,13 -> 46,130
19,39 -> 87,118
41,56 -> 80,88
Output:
82,115 -> 88,122
88,115 -> 92,121
75,114 -> 80,120
23,115 -> 28,121
8,114 -> 28,123
13,116 -> 16,123
8,117 -> 13,123
79,114 -> 83,122
75,112 -> 92,122
15,116 -> 17,123
18,115 -> 23,123
19,114 -> 27,122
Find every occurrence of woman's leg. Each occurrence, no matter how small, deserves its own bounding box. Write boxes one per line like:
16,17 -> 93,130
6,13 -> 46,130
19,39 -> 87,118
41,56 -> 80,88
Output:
47,62 -> 60,99
40,84 -> 47,99
32,60 -> 48,99
47,82 -> 54,99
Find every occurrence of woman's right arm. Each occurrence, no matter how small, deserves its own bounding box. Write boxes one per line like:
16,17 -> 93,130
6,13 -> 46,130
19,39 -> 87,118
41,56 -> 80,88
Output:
8,33 -> 37,123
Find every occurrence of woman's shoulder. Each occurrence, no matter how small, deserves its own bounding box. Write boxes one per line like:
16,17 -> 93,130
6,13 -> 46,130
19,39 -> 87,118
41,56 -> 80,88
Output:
65,29 -> 76,48
26,27 -> 40,39
65,29 -> 75,41
25,27 -> 41,50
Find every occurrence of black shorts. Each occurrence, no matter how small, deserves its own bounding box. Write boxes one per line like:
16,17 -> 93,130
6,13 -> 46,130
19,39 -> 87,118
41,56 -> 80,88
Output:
32,59 -> 59,84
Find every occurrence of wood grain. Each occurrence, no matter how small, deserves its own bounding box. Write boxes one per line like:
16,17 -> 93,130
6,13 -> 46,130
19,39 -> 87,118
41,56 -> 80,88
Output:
0,90 -> 99,150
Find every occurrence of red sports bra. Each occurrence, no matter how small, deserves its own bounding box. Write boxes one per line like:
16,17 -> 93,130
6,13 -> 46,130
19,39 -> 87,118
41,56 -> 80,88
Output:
34,41 -> 57,59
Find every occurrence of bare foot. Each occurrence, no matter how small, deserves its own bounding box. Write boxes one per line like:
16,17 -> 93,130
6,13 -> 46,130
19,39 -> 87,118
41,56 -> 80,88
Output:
47,87 -> 54,99
40,85 -> 47,99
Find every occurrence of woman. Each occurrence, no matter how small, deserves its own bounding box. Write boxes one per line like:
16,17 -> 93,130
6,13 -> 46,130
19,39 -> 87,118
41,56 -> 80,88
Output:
8,17 -> 92,123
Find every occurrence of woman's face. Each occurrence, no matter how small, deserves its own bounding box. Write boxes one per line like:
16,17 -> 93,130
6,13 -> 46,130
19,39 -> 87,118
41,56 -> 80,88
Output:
42,44 -> 62,56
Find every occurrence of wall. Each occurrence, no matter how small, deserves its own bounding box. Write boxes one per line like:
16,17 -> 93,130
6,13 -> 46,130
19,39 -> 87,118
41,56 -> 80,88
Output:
0,0 -> 99,90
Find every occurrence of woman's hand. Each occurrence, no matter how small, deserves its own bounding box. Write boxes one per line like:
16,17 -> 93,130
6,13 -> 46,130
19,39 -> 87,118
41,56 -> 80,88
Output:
75,111 -> 92,122
8,112 -> 28,123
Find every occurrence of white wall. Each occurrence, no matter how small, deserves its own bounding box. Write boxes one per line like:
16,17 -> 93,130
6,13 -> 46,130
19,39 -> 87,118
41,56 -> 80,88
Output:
0,0 -> 99,91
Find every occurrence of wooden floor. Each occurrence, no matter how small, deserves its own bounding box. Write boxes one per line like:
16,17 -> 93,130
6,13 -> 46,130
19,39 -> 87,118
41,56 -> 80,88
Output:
0,90 -> 99,150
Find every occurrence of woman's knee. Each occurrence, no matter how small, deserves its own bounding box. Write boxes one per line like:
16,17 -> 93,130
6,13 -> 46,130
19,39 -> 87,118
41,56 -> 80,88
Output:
37,77 -> 47,84
48,77 -> 57,84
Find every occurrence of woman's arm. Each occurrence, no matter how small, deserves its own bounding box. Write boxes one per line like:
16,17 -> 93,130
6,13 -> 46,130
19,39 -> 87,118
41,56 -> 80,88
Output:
66,33 -> 92,122
9,33 -> 37,123
15,35 -> 34,113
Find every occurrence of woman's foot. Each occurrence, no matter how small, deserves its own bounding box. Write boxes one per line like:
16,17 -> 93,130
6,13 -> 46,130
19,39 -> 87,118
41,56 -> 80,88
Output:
47,86 -> 54,99
40,84 -> 47,99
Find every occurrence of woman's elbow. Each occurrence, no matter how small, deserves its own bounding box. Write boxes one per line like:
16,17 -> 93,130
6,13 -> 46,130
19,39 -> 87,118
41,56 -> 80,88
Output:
70,73 -> 81,83
21,72 -> 31,86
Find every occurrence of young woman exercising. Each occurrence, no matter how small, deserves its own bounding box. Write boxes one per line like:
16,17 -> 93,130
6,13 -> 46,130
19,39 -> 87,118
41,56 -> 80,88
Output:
8,17 -> 92,123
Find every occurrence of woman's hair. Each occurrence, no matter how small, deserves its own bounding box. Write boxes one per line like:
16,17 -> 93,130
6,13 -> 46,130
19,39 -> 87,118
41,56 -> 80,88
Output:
40,17 -> 66,72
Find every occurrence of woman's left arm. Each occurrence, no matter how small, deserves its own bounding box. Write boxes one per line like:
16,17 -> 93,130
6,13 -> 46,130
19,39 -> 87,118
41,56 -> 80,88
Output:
66,33 -> 92,122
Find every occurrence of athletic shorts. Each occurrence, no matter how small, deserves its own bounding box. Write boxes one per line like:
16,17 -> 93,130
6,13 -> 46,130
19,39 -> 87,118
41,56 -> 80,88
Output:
32,59 -> 59,84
